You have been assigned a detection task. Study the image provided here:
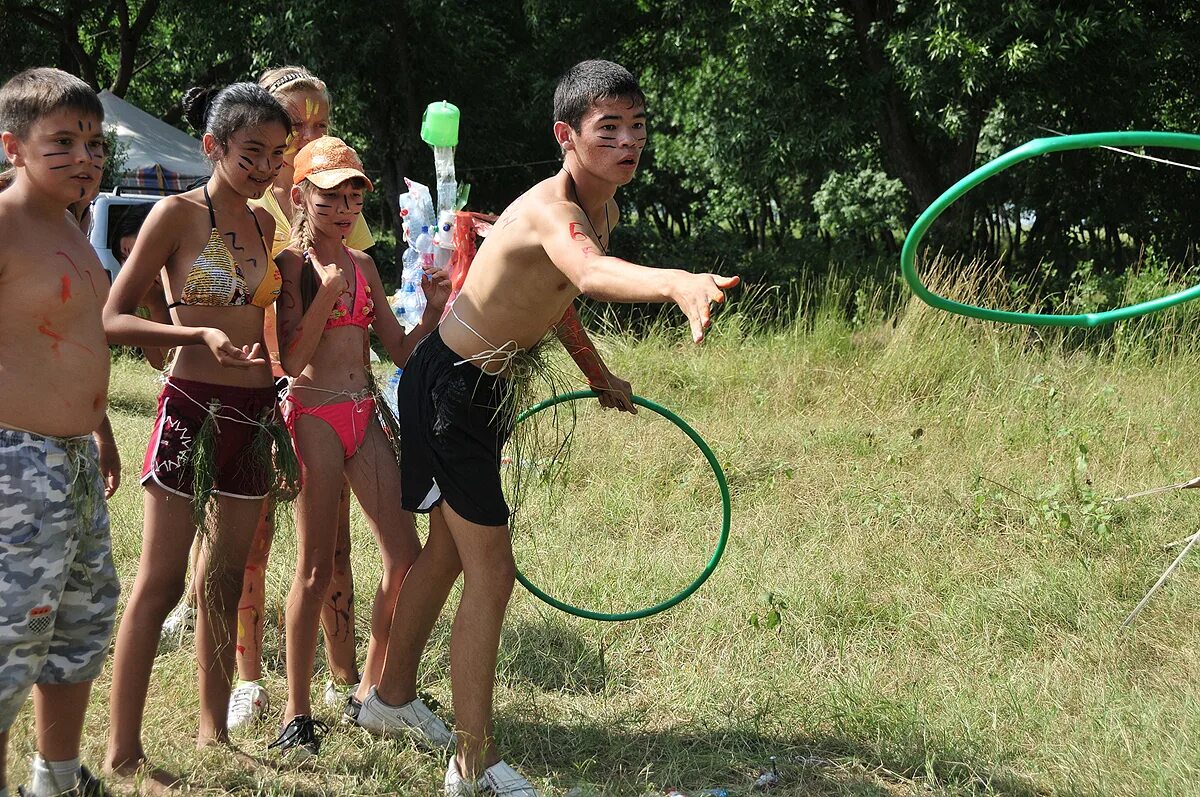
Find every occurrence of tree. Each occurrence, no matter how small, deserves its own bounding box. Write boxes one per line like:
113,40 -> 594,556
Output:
4,0 -> 163,96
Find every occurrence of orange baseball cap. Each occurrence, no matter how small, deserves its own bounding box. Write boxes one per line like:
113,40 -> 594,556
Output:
293,136 -> 374,191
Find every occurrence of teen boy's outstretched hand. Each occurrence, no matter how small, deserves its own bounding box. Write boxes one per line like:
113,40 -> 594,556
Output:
201,328 -> 267,368
539,202 -> 738,343
672,273 -> 740,343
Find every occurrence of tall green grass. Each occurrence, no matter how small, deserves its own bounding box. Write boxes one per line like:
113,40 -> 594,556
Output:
8,265 -> 1200,795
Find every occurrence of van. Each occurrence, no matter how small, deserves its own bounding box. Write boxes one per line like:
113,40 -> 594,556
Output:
89,189 -> 163,282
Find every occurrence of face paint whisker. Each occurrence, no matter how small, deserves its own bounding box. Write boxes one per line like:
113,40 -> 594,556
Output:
49,164 -> 74,170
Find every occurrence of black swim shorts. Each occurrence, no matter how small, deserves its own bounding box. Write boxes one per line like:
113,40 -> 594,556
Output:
398,327 -> 513,527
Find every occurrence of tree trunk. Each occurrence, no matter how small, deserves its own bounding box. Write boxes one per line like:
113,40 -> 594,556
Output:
843,0 -> 945,210
109,0 -> 163,97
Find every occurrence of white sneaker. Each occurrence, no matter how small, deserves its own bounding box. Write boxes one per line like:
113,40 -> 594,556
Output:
444,757 -> 539,796
227,680 -> 269,729
162,602 -> 195,638
355,686 -> 455,749
323,679 -> 359,708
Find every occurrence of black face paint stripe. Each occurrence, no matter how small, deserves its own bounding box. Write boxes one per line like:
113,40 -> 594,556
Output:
597,145 -> 618,149
45,151 -> 70,157
49,164 -> 74,170
598,136 -> 617,140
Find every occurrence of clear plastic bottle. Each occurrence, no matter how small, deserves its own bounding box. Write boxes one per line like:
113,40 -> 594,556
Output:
433,146 -> 457,214
384,367 -> 403,418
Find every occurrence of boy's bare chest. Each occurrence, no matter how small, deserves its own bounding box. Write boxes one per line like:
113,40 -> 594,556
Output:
1,234 -> 107,319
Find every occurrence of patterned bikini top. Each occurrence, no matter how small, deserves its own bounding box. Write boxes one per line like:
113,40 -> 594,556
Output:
324,246 -> 375,331
168,186 -> 281,310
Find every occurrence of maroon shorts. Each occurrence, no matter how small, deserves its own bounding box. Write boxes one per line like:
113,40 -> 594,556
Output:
140,377 -> 279,500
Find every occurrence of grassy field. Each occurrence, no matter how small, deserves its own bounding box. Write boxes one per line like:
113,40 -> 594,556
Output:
10,275 -> 1200,795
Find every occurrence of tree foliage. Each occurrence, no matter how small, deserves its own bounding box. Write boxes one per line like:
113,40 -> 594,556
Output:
5,0 -> 1200,285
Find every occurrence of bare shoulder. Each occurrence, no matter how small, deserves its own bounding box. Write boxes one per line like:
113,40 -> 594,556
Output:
348,248 -> 378,277
275,246 -> 303,273
252,204 -> 275,238
496,177 -> 566,226
151,192 -> 199,224
0,199 -> 21,277
0,195 -> 19,238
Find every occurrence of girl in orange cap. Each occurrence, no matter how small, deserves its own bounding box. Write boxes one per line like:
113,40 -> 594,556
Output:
267,135 -> 452,756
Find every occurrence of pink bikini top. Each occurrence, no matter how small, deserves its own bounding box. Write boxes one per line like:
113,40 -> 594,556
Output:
326,248 -> 375,331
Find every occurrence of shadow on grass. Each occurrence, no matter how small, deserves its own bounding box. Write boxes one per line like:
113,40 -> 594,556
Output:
496,717 -> 1054,797
499,618 -> 613,694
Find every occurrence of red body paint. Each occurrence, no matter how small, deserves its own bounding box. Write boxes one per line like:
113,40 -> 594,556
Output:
557,306 -> 606,383
56,251 -> 97,296
38,317 -> 93,355
568,221 -> 589,242
60,275 -> 71,302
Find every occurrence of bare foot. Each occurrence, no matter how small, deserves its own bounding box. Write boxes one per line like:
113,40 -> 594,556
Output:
102,761 -> 180,797
222,740 -> 276,772
195,728 -> 230,749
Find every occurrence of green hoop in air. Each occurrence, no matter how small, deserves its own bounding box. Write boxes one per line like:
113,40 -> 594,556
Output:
512,390 -> 731,622
901,131 -> 1200,327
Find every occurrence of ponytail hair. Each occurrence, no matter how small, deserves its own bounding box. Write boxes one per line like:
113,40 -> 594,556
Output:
182,82 -> 291,161
291,181 -> 320,314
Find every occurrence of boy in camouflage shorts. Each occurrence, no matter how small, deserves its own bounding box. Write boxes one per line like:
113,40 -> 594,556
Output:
0,69 -> 121,797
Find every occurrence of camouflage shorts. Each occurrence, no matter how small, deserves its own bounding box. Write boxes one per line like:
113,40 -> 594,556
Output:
0,427 -> 119,732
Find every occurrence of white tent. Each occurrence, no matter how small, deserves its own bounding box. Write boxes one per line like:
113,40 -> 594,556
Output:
99,90 -> 210,190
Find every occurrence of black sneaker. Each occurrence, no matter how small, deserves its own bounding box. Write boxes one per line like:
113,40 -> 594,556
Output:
268,714 -> 329,759
342,694 -> 362,724
78,765 -> 109,797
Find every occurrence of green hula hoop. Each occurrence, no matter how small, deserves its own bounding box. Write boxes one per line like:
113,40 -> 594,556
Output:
512,390 -> 731,622
901,131 -> 1200,327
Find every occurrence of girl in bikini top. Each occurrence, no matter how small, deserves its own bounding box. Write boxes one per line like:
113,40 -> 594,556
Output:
318,245 -> 375,330
168,185 -> 281,310
269,136 -> 451,744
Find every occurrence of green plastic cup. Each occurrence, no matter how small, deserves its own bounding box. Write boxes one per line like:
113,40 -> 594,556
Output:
421,101 -> 460,147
